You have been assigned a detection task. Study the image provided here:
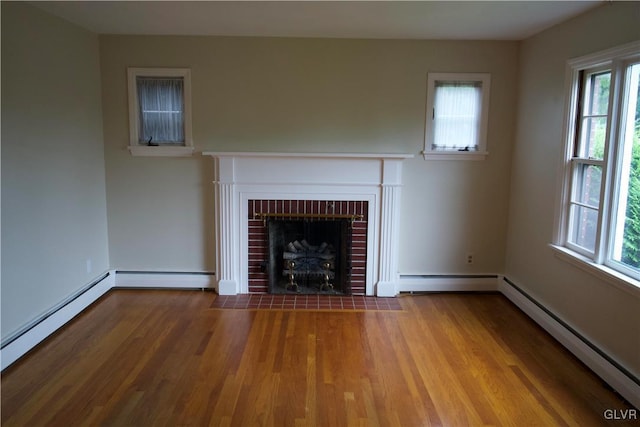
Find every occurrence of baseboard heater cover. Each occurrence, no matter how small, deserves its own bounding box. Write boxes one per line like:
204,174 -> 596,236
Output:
114,271 -> 216,289
3,270 -> 638,409
397,274 -> 500,293
0,270 -> 216,371
0,271 -> 115,370
499,277 -> 640,410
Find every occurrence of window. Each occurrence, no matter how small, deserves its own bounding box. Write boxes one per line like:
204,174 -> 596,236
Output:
555,41 -> 640,288
423,73 -> 491,160
566,68 -> 610,253
127,68 -> 193,156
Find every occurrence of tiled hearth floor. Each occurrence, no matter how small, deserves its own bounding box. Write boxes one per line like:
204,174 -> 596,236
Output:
210,294 -> 403,311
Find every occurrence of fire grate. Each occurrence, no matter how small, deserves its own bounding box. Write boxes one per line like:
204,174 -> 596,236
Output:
268,219 -> 351,295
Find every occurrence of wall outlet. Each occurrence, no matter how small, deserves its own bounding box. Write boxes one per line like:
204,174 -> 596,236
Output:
466,253 -> 474,265
86,258 -> 92,274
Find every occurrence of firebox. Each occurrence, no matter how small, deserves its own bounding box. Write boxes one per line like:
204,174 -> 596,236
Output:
267,219 -> 351,295
247,199 -> 368,295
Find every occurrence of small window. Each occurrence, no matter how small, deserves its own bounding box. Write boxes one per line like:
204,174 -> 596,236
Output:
127,68 -> 193,156
423,73 -> 491,160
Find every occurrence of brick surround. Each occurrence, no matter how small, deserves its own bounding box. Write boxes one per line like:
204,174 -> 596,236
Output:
248,200 -> 368,294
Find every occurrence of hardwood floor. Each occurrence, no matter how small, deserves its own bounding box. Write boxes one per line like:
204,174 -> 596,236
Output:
1,290 -> 635,426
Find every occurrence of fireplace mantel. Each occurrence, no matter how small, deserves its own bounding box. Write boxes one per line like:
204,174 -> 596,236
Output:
203,151 -> 414,160
203,152 -> 413,297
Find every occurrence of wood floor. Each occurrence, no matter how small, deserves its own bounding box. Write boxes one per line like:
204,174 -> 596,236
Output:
1,290 -> 634,426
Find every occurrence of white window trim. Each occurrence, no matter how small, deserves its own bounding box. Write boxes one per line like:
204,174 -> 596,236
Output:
422,72 -> 491,161
553,40 -> 640,294
127,145 -> 194,157
127,67 -> 194,157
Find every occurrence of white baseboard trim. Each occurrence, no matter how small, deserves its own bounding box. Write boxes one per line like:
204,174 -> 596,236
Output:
398,274 -> 499,293
0,270 -> 216,371
499,277 -> 640,410
3,269 -> 637,410
0,271 -> 115,370
114,271 -> 216,289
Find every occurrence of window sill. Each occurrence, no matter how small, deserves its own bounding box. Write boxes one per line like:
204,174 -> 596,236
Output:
128,145 -> 194,157
549,244 -> 640,298
422,151 -> 488,161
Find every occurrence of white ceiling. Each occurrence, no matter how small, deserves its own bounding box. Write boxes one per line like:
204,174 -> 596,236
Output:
32,1 -> 604,41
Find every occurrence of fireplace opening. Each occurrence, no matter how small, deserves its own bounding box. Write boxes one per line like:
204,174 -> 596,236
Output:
267,219 -> 351,295
248,199 -> 368,295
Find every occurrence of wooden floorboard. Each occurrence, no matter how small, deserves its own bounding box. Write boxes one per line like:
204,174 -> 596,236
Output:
1,289 -> 635,426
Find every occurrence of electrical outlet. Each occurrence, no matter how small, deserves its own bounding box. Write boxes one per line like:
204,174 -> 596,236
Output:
466,253 -> 474,265
86,259 -> 92,274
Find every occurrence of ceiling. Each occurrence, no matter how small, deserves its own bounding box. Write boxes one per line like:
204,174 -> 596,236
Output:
32,1 -> 605,41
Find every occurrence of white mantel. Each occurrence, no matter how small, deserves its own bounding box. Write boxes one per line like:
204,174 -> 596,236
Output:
203,152 -> 413,296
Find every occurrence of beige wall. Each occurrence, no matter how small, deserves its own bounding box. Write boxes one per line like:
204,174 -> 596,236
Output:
100,36 -> 518,274
506,2 -> 640,378
1,3 -> 109,338
2,0 -> 637,386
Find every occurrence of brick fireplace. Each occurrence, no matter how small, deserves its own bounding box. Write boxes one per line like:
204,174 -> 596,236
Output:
203,152 -> 412,297
248,199 -> 368,294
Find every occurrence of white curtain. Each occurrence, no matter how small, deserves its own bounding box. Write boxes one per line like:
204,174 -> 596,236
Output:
137,77 -> 184,144
432,81 -> 482,150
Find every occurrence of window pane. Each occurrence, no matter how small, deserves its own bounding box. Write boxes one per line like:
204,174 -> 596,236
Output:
137,77 -> 185,144
573,163 -> 602,207
569,204 -> 599,252
588,72 -> 611,116
433,81 -> 481,150
578,116 -> 607,160
576,71 -> 610,160
611,63 -> 640,271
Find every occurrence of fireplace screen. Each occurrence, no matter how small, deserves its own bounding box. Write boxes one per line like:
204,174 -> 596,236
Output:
267,219 -> 351,295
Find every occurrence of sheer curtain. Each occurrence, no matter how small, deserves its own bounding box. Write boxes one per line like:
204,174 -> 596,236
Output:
137,77 -> 185,144
432,81 -> 482,151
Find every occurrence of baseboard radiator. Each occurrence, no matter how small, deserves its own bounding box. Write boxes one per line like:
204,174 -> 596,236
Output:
1,271 -> 637,409
397,274 -> 500,293
0,271 -> 115,370
499,277 -> 639,410
114,270 -> 216,289
0,270 -> 216,370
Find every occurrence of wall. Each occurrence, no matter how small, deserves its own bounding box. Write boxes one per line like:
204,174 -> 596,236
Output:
4,0 -> 636,391
1,2 -> 110,339
100,36 -> 518,275
506,2 -> 640,379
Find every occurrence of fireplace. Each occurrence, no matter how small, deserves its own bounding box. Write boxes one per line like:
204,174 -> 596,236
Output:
247,200 -> 368,295
268,219 -> 349,294
203,152 -> 412,296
